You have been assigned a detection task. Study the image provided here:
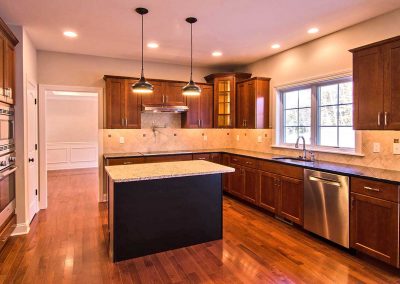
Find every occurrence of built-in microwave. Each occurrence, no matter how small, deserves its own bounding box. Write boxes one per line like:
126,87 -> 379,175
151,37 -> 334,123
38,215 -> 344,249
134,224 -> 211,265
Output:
0,102 -> 14,151
0,152 -> 16,228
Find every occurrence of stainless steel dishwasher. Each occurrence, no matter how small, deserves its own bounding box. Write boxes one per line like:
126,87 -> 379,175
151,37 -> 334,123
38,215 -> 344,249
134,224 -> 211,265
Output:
304,169 -> 350,248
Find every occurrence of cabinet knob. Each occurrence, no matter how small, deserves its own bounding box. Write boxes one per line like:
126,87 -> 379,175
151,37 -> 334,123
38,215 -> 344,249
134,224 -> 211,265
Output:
384,112 -> 388,126
377,112 -> 381,126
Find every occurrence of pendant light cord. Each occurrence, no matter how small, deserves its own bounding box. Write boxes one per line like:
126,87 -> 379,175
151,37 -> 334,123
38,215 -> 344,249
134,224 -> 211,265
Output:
141,14 -> 144,78
190,23 -> 193,81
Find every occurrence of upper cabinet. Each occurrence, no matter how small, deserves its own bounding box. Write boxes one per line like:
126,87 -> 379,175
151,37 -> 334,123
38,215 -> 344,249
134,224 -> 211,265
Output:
205,73 -> 251,128
236,77 -> 270,129
0,18 -> 18,105
351,36 -> 400,130
182,84 -> 213,128
141,80 -> 186,106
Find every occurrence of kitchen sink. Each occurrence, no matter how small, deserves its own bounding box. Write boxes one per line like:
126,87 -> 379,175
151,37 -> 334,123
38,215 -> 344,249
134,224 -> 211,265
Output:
272,156 -> 314,163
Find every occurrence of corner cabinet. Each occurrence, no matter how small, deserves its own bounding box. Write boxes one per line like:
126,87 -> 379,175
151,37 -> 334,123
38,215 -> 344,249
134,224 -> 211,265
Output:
351,35 -> 400,130
205,73 -> 251,128
236,77 -> 270,129
0,18 -> 18,105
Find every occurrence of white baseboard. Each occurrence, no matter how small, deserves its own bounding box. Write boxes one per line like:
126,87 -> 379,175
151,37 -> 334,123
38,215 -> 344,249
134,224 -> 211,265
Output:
11,222 -> 31,236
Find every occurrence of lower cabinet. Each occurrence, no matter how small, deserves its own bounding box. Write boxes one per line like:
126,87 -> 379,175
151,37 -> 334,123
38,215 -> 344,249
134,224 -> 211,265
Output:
351,192 -> 399,267
242,167 -> 259,204
229,163 -> 244,198
278,176 -> 303,225
259,171 -> 278,213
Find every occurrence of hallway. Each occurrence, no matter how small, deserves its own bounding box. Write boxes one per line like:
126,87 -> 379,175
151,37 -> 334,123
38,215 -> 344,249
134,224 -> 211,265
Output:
0,169 -> 399,283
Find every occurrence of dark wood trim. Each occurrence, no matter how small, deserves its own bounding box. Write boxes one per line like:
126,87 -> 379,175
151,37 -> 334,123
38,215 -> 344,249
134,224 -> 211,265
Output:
204,72 -> 252,83
236,77 -> 271,83
103,75 -> 212,86
0,17 -> 18,46
349,35 -> 400,53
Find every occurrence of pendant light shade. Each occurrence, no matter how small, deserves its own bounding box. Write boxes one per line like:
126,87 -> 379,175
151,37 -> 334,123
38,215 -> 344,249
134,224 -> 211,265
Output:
182,17 -> 201,96
132,7 -> 153,94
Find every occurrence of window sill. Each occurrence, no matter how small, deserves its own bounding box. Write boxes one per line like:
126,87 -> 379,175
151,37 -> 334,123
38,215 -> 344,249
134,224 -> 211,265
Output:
271,144 -> 365,157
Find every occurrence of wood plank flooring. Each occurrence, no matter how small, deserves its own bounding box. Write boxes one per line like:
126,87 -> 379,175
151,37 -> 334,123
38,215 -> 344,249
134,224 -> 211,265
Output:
0,169 -> 399,283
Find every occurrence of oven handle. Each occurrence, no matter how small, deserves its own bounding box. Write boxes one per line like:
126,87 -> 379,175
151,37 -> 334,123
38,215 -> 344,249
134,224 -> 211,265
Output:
0,166 -> 17,178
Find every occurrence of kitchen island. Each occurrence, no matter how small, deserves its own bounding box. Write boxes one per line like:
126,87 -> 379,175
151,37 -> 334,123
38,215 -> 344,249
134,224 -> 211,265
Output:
105,160 -> 234,262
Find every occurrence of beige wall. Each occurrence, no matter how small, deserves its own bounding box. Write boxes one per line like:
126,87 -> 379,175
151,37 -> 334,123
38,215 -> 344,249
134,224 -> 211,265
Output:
37,51 -> 221,87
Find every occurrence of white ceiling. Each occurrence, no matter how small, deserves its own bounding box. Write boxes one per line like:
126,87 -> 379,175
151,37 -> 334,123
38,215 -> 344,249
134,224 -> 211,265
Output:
1,0 -> 400,67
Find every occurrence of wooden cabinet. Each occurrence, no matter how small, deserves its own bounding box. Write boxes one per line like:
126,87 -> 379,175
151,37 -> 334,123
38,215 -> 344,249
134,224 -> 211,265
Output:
165,82 -> 186,106
205,73 -> 251,128
229,163 -> 244,198
210,153 -> 221,164
236,78 -> 270,129
0,18 -> 18,105
259,171 -> 278,213
351,36 -> 400,130
350,177 -> 400,267
141,81 -> 185,106
278,176 -> 303,225
141,80 -> 164,105
221,154 -> 231,193
104,77 -> 141,129
182,84 -> 213,128
242,166 -> 259,204
144,154 -> 193,163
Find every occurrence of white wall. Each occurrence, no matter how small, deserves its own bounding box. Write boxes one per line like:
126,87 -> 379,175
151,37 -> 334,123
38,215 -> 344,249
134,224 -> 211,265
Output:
46,94 -> 98,170
10,25 -> 37,233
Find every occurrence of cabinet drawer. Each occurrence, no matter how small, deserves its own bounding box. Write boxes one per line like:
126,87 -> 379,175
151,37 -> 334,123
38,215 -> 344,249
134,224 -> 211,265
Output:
193,153 -> 211,161
258,160 -> 303,180
145,154 -> 193,163
351,177 -> 399,203
107,157 -> 145,166
230,155 -> 259,168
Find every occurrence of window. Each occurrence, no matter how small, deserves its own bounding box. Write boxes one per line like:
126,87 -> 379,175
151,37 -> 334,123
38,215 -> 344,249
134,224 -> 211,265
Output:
279,77 -> 355,150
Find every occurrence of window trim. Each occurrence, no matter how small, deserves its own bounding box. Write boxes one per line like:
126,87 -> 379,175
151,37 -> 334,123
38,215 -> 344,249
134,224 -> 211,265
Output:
276,76 -> 363,156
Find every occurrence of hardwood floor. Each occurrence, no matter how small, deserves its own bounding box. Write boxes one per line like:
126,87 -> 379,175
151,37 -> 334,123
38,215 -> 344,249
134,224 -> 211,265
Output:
1,169 -> 399,283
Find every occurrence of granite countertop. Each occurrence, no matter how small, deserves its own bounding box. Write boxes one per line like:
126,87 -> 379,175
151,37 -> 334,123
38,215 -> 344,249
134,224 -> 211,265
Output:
104,148 -> 400,184
105,160 -> 235,183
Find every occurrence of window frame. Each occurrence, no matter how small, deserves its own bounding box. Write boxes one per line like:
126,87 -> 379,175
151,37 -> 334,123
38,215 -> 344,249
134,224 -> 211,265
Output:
276,76 -> 360,154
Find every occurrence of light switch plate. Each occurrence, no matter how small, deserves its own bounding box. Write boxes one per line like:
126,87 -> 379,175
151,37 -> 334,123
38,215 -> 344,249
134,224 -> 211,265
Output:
373,142 -> 380,153
394,141 -> 400,155
236,135 -> 240,141
119,137 -> 125,144
257,136 -> 262,143
203,135 -> 208,141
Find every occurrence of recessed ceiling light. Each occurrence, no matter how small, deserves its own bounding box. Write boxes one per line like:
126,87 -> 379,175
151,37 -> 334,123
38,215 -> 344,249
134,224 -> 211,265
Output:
63,31 -> 77,38
308,27 -> 319,34
147,42 -> 159,48
271,44 -> 281,49
212,51 -> 223,57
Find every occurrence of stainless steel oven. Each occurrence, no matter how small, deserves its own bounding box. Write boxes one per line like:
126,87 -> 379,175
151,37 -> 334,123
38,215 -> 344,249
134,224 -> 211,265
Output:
0,152 -> 16,227
0,102 -> 14,148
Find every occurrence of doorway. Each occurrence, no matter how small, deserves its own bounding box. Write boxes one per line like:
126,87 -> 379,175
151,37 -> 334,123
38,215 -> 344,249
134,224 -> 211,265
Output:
38,85 -> 102,209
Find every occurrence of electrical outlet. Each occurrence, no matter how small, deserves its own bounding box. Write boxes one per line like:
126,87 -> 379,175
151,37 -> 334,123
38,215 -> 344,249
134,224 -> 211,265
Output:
236,135 -> 240,141
372,142 -> 380,153
257,136 -> 262,143
203,135 -> 208,141
394,140 -> 400,155
119,136 -> 125,144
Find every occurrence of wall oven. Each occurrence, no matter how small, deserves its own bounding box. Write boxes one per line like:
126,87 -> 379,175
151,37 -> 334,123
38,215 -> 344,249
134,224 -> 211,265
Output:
0,102 -> 15,154
0,152 -> 16,227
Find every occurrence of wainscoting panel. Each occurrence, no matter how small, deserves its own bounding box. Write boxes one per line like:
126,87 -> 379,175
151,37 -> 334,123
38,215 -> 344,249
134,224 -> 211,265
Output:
47,142 -> 98,170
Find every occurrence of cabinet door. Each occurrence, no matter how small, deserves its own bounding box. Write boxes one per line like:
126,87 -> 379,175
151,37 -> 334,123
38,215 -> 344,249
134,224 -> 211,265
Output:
350,193 -> 399,267
259,171 -> 277,213
141,80 -> 164,105
214,76 -> 235,128
182,95 -> 200,128
242,167 -> 258,204
0,34 -> 4,98
353,47 -> 384,130
229,164 -> 243,198
222,154 -> 231,192
125,80 -> 141,128
278,176 -> 303,225
165,82 -> 185,106
246,81 -> 256,129
4,42 -> 14,103
236,82 -> 247,128
210,153 -> 221,164
105,78 -> 125,129
384,40 -> 400,130
199,85 -> 213,128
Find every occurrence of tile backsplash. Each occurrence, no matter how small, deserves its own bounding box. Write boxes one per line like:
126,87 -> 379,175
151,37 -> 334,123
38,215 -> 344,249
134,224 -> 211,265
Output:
102,128 -> 400,171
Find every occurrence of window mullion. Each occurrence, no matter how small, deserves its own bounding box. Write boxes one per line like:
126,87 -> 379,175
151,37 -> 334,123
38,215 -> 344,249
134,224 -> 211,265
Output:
311,85 -> 317,147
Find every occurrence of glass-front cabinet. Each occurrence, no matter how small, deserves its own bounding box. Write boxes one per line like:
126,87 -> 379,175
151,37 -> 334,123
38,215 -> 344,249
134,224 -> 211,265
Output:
205,73 -> 251,128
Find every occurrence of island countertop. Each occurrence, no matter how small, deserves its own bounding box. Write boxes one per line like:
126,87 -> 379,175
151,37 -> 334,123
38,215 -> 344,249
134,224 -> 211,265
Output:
105,160 -> 235,183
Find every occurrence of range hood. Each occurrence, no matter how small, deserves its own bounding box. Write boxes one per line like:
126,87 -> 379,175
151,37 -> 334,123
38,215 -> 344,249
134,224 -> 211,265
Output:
142,105 -> 189,113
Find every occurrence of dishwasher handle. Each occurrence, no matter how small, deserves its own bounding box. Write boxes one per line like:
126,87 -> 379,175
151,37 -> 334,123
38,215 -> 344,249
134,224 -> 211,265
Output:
309,176 -> 341,187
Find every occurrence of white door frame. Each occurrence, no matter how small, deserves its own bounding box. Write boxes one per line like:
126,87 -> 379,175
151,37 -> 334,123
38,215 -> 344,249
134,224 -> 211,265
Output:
38,85 -> 103,209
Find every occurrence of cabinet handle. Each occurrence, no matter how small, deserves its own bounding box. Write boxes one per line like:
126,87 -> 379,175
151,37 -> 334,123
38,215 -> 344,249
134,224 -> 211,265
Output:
384,112 -> 388,126
244,120 -> 247,127
232,158 -> 238,162
198,119 -> 201,128
165,95 -> 168,103
198,157 -> 206,160
125,118 -> 128,126
377,112 -> 381,126
121,118 -> 125,127
364,186 -> 380,192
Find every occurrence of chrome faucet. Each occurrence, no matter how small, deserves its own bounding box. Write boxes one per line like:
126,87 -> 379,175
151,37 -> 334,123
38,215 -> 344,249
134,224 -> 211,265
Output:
295,136 -> 307,160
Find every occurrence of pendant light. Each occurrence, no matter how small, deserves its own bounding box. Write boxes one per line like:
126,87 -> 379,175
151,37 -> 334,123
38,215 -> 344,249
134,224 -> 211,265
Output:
182,17 -> 201,96
132,7 -> 153,94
